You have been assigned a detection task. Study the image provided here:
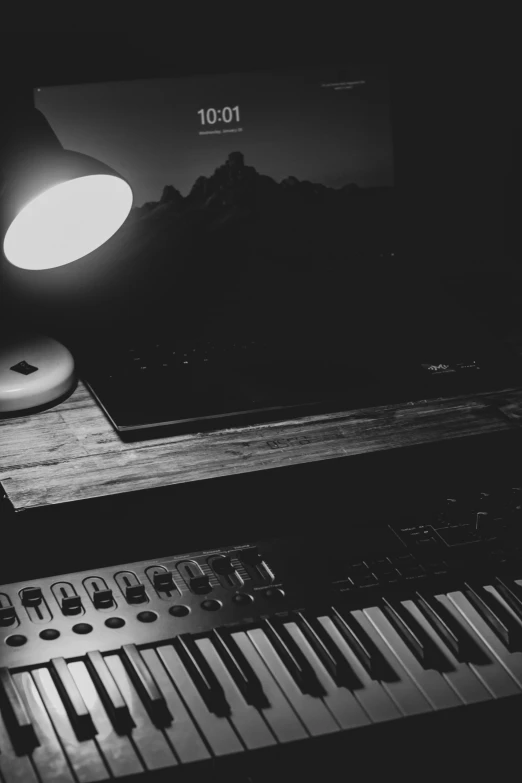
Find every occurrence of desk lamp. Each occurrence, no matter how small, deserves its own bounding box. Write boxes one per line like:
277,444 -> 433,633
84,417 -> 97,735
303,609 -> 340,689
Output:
0,99 -> 133,414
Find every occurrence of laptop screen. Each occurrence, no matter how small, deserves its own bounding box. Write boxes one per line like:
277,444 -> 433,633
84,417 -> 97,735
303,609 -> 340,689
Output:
31,63 -> 397,353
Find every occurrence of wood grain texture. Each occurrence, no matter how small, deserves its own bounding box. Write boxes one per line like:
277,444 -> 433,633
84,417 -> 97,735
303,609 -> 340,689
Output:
1,378 -> 522,511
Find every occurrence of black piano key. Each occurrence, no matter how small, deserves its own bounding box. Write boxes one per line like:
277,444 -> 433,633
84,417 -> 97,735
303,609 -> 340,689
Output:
12,671 -> 76,783
210,628 -> 270,709
261,617 -> 326,697
140,648 -> 211,764
121,644 -> 172,727
67,660 -> 144,778
494,577 -> 522,622
284,620 -> 371,730
0,667 -> 39,752
293,611 -> 363,691
104,654 -> 177,772
195,637 -> 276,750
0,687 -> 39,783
230,630 -> 309,742
247,627 -> 339,737
50,658 -> 97,740
380,597 -> 453,672
415,590 -> 485,663
330,606 -> 398,683
156,644 -> 243,757
86,650 -> 134,734
173,635 -> 230,717
464,583 -> 522,651
31,667 -> 108,783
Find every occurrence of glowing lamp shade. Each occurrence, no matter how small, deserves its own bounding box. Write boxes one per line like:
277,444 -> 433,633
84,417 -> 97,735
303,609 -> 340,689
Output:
3,174 -> 133,270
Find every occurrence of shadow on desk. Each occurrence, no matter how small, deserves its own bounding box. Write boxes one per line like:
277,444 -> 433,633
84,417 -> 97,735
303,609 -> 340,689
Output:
1,428 -> 521,585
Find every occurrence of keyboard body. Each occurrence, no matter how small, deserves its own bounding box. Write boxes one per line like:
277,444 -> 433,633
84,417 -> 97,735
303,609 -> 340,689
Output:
1,481 -> 522,781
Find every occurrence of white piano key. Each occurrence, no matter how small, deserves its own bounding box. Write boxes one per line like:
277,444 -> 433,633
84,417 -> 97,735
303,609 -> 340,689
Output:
12,671 -> 75,783
105,654 -> 176,772
317,615 -> 401,724
31,667 -> 108,783
140,648 -> 210,765
363,605 -> 462,711
0,694 -> 39,783
484,584 -> 522,629
400,600 -> 492,706
435,594 -> 521,699
68,661 -> 143,778
195,637 -> 276,750
284,620 -> 371,730
231,631 -> 308,743
448,591 -> 522,691
247,627 -> 340,737
353,609 -> 432,716
156,644 -> 243,758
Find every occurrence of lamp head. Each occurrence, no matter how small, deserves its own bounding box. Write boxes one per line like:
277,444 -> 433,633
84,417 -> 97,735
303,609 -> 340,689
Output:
1,106 -> 133,271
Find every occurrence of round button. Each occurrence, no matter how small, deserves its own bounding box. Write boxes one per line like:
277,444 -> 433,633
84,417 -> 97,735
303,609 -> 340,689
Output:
137,611 -> 158,623
169,605 -> 190,617
72,623 -> 93,634
39,629 -> 60,640
201,599 -> 222,612
105,617 -> 125,629
232,593 -> 253,605
5,634 -> 27,646
263,588 -> 285,601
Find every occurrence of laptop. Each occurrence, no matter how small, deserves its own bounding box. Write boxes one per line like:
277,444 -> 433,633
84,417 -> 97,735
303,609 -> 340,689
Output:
25,62 -> 522,438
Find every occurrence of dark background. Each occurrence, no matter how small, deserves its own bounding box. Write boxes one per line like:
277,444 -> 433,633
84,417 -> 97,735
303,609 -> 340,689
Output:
1,25 -> 520,275
1,23 -> 522,578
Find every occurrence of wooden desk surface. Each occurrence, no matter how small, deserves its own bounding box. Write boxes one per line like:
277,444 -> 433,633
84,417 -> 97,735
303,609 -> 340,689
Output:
1,377 -> 522,513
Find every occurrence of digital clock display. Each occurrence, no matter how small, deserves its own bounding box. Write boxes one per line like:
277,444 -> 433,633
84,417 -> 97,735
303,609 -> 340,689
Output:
197,106 -> 241,126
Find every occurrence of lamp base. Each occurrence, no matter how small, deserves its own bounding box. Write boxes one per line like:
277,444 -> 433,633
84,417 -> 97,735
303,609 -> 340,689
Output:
0,333 -> 76,414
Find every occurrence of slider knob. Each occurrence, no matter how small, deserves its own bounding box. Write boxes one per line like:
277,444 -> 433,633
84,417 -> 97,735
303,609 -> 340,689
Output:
21,587 -> 43,606
211,556 -> 234,575
239,547 -> 263,566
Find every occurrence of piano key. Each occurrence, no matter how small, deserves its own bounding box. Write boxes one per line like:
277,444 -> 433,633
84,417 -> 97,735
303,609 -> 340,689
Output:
435,593 -> 520,699
366,604 -> 462,711
380,597 -> 453,672
354,609 -> 434,715
12,671 -> 75,783
415,590 -> 484,663
230,630 -> 309,743
173,634 -> 230,717
463,583 -> 522,650
85,650 -> 133,734
104,654 -> 176,772
400,600 -> 492,705
0,692 -> 39,783
284,620 -> 371,730
121,643 -> 172,726
446,592 -> 522,694
483,583 -> 522,634
32,667 -> 108,783
156,644 -> 243,757
195,637 -> 276,749
50,657 -> 97,739
317,616 -> 401,724
67,660 -> 143,778
0,667 -> 38,752
293,611 -> 364,690
140,648 -> 210,764
247,627 -> 339,737
494,577 -> 522,622
210,627 -> 269,709
261,617 -> 325,697
330,606 -> 397,682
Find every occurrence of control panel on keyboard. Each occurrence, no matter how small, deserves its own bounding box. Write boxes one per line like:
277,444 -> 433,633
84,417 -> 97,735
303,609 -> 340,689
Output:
1,482 -> 521,782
